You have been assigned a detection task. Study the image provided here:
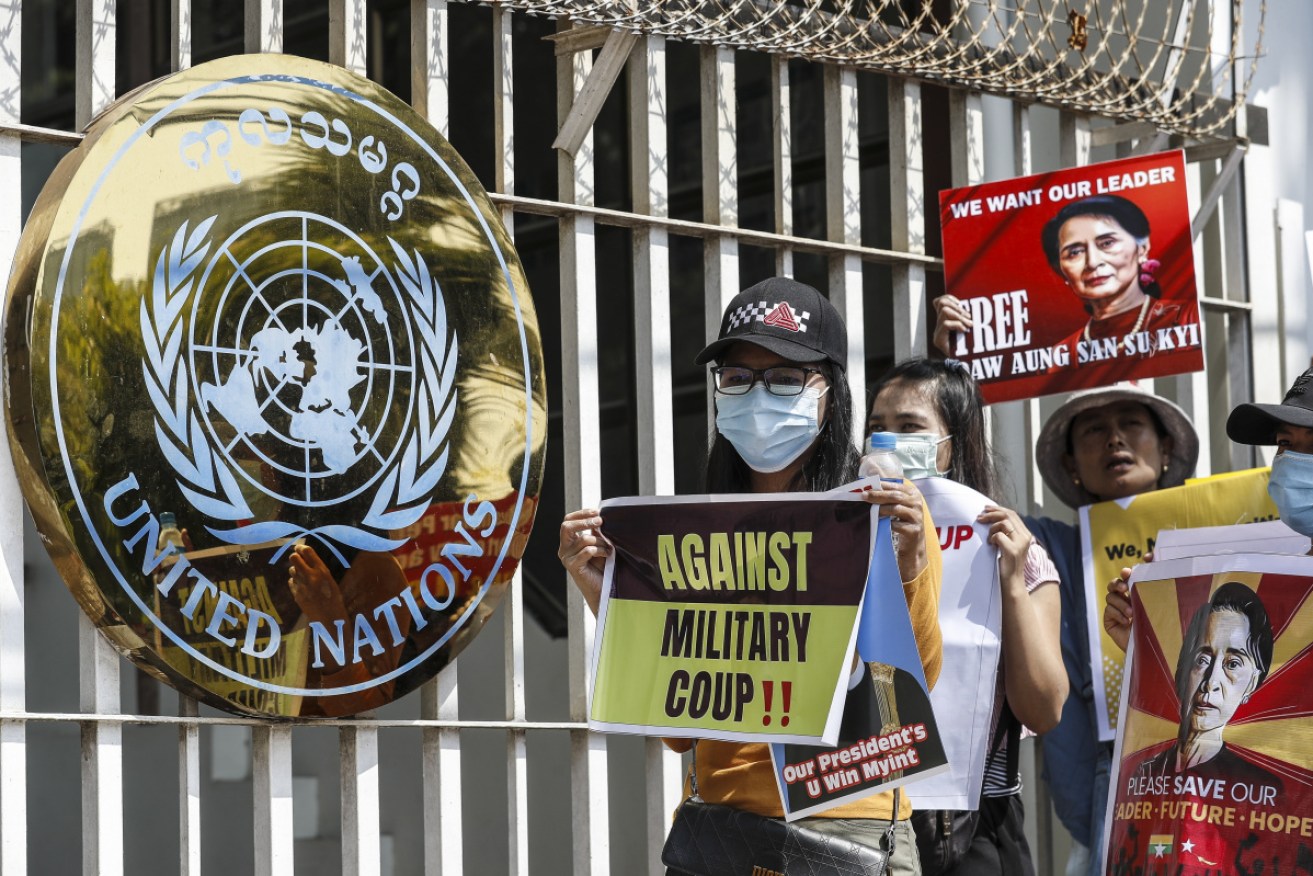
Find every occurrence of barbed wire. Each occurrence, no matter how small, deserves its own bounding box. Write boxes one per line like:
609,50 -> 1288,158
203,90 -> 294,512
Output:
475,0 -> 1264,139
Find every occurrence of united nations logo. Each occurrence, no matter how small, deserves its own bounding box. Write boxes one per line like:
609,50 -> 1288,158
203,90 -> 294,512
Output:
144,211 -> 455,564
5,55 -> 546,717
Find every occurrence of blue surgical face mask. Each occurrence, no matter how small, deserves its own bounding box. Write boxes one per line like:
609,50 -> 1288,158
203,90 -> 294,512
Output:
715,384 -> 829,473
893,432 -> 951,480
1269,450 -> 1313,537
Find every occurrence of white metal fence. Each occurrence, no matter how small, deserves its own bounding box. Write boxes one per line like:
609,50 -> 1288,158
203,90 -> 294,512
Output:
0,0 -> 1299,873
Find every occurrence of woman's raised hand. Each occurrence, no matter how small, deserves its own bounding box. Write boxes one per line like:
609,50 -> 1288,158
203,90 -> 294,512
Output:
931,294 -> 973,357
558,509 -> 610,616
977,505 -> 1033,583
1104,551 -> 1150,652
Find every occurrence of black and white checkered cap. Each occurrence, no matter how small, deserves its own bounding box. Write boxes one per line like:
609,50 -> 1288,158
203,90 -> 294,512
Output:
694,277 -> 848,369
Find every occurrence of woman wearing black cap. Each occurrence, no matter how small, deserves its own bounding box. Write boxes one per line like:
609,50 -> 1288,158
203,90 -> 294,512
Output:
559,277 -> 943,873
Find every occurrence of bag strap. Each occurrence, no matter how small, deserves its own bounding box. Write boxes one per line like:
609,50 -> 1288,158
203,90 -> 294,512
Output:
689,740 -> 702,801
880,788 -> 901,854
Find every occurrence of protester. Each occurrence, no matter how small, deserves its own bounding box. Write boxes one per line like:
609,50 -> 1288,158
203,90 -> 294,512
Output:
560,277 -> 943,873
1105,366 -> 1313,651
1019,383 -> 1199,876
868,358 -> 1067,876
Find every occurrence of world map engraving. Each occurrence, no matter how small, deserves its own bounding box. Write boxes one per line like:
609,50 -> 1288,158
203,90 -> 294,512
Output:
201,254 -> 388,476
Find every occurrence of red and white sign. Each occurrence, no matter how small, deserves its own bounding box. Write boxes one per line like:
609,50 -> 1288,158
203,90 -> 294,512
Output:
938,151 -> 1202,404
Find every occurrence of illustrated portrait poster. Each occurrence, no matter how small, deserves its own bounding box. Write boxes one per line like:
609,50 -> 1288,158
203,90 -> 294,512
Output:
939,150 -> 1201,404
1104,553 -> 1313,875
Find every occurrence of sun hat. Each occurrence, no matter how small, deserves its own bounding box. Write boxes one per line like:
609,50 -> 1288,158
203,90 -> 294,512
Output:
1226,367 -> 1313,445
1036,384 -> 1200,509
694,277 -> 848,370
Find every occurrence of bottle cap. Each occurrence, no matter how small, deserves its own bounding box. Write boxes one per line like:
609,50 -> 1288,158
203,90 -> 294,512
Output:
867,432 -> 897,451
159,511 -> 176,527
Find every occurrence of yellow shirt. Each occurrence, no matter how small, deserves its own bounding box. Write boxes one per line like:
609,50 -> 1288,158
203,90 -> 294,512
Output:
667,503 -> 944,821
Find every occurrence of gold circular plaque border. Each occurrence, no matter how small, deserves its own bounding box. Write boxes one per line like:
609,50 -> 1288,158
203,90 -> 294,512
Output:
5,55 -> 546,716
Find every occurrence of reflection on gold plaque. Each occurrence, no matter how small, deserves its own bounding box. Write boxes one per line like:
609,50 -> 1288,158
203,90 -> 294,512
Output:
4,55 -> 547,717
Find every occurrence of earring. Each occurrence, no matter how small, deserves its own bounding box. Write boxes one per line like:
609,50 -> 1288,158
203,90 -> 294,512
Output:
1072,476 -> 1082,486
1163,463 -> 1169,473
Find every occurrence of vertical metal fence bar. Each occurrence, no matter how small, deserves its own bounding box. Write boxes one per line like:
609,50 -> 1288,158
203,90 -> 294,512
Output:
170,0 -> 192,70
341,726 -> 382,876
948,90 -> 984,440
1010,104 -> 1045,509
0,0 -> 24,869
772,57 -> 794,278
559,23 -> 609,874
252,725 -> 294,876
504,566 -> 530,876
888,79 -> 926,360
178,697 -> 201,876
79,615 -> 123,876
75,0 -> 115,129
410,7 -> 457,872
991,101 -> 1034,508
411,0 -> 449,136
491,9 -> 530,873
1276,199 -> 1309,382
824,66 -> 865,426
700,45 -> 738,341
629,32 -> 683,876
244,0 -> 283,54
75,4 -> 121,872
330,0 -> 368,76
420,672 -> 462,873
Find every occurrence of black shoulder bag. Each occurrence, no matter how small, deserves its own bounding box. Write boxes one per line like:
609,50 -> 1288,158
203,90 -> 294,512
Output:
661,741 -> 899,876
911,706 -> 1021,875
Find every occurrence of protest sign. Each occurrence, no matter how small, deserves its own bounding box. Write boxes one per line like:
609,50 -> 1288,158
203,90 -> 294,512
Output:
939,150 -> 1200,404
589,493 -> 875,745
1154,520 -> 1308,563
1104,552 -> 1313,875
1081,468 -> 1280,741
766,478 -> 958,819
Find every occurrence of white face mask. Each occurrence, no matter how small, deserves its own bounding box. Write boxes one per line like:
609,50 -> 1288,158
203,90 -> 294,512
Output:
892,432 -> 950,480
715,384 -> 829,473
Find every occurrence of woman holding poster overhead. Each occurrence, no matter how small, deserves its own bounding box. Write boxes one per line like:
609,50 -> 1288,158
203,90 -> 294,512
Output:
868,358 -> 1066,876
559,277 -> 944,874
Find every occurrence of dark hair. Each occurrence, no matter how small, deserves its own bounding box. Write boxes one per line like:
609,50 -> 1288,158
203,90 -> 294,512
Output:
1040,194 -> 1159,300
868,358 -> 1002,500
1175,581 -> 1274,732
704,359 -> 861,494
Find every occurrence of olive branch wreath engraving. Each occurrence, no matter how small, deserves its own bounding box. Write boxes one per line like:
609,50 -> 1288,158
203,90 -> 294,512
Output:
140,216 -> 457,565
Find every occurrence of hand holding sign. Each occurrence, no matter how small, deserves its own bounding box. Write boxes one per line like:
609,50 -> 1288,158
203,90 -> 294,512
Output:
559,508 -> 610,615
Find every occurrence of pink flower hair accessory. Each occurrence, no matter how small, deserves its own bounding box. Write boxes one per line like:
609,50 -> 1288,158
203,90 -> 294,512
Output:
1138,258 -> 1161,287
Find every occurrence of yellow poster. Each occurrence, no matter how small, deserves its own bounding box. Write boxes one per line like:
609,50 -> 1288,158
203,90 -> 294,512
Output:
1079,467 -> 1279,741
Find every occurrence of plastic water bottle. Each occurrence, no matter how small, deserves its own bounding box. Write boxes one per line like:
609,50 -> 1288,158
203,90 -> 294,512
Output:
157,511 -> 185,555
859,432 -> 903,480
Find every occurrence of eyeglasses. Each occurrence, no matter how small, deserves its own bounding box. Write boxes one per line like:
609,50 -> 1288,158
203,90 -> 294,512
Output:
711,365 -> 824,396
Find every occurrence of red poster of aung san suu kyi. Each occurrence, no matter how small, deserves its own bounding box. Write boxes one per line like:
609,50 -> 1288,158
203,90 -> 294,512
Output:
939,151 -> 1201,404
1104,554 -> 1313,876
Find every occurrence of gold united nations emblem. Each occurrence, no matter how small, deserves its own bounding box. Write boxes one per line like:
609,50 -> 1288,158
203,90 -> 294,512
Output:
4,55 -> 546,717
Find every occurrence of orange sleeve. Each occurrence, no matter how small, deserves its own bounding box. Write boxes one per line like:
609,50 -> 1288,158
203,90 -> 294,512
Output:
904,500 -> 943,690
